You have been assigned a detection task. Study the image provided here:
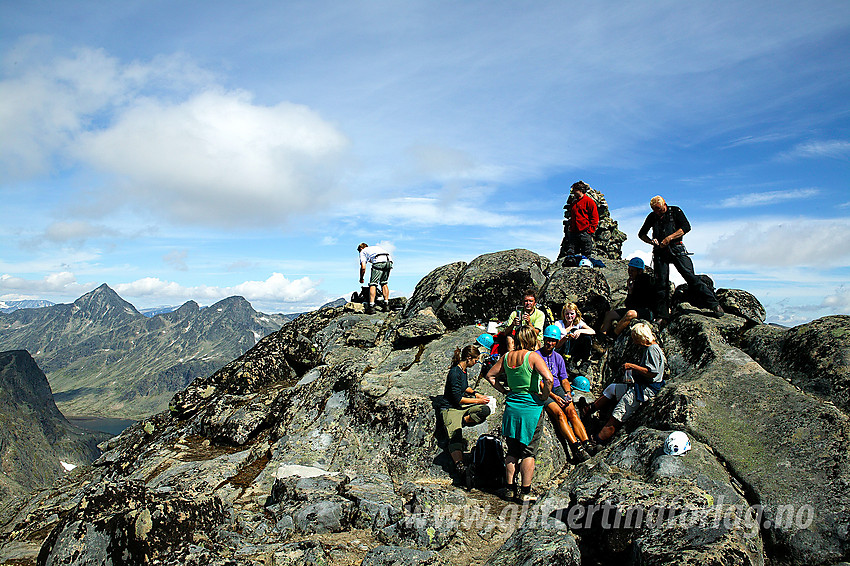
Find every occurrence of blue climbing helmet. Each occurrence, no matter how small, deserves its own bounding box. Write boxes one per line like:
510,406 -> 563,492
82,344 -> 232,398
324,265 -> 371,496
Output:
628,256 -> 645,270
476,333 -> 495,350
542,325 -> 561,340
571,375 -> 591,393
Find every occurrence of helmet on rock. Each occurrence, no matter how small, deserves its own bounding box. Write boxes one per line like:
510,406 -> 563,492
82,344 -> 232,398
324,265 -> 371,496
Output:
542,325 -> 561,340
571,375 -> 591,393
664,431 -> 691,456
579,258 -> 593,267
476,333 -> 495,350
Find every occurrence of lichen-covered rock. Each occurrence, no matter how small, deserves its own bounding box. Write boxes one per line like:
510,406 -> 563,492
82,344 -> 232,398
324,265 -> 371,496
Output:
643,314 -> 850,565
542,427 -> 762,566
38,480 -> 228,566
361,545 -> 441,566
717,288 -> 766,323
484,517 -> 580,566
743,315 -> 850,413
394,307 -> 447,348
436,249 -> 548,329
540,265 -> 611,328
402,262 -> 467,318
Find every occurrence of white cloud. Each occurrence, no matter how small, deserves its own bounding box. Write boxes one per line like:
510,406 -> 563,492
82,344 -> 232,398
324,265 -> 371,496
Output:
821,286 -> 850,312
361,196 -> 527,228
163,250 -> 188,271
113,272 -> 319,304
0,271 -> 88,297
779,140 -> 850,160
0,40 -> 210,181
42,221 -> 115,244
76,90 -> 350,226
706,218 -> 850,267
715,188 -> 820,208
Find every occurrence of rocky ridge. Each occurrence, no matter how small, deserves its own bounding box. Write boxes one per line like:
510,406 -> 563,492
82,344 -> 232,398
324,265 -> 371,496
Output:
0,351 -> 107,502
0,247 -> 847,566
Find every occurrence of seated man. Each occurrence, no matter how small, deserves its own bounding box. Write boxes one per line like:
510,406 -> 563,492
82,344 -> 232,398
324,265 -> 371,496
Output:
538,325 -> 591,462
505,288 -> 545,351
600,257 -> 656,337
579,323 -> 665,447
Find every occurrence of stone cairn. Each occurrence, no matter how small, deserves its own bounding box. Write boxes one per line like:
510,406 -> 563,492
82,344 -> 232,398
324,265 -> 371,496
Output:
558,180 -> 627,261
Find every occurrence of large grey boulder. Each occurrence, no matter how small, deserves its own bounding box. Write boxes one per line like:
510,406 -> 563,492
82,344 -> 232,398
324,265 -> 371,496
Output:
640,314 -> 850,565
402,262 -> 467,318
540,265 -> 611,328
435,249 -> 548,329
743,315 -> 850,413
550,427 -> 762,565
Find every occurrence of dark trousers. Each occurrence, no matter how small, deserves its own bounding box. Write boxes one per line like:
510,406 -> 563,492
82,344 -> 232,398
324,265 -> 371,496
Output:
567,230 -> 594,257
654,244 -> 719,317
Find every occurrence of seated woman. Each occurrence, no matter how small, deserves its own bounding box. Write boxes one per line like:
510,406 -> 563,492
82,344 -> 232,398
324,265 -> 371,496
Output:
580,323 -> 665,448
555,303 -> 596,364
435,345 -> 492,483
486,326 -> 553,503
537,325 -> 591,462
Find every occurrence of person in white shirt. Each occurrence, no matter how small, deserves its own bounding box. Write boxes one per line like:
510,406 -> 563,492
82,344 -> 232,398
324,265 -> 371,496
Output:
357,243 -> 393,314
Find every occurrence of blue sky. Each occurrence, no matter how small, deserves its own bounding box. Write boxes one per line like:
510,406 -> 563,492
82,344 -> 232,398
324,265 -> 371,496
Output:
1,1 -> 848,325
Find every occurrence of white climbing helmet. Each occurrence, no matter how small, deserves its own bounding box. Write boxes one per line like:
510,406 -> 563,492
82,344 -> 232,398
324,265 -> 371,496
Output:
664,431 -> 691,456
579,258 -> 593,267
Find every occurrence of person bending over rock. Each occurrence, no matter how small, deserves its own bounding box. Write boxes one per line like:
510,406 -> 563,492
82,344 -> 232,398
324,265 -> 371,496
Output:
538,325 -> 591,463
357,242 -> 393,314
600,256 -> 656,337
554,302 -> 596,364
486,326 -> 554,503
579,323 -> 665,448
435,345 -> 492,483
505,288 -> 545,351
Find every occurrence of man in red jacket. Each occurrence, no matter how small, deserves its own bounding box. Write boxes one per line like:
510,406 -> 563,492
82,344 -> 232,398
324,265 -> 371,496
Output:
566,181 -> 599,258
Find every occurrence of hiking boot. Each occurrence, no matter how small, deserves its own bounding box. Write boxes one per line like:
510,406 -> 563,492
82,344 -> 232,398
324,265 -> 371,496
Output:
517,489 -> 537,505
379,301 -> 389,312
711,305 -> 725,318
497,484 -> 517,501
454,461 -> 467,485
571,442 -> 590,463
365,304 -> 376,314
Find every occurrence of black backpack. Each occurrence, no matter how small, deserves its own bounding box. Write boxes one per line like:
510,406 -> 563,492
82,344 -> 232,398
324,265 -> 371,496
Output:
468,433 -> 506,490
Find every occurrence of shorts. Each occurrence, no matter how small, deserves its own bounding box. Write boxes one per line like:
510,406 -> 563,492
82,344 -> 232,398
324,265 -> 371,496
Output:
603,383 -> 657,422
441,405 -> 491,454
543,384 -> 569,407
615,307 -> 654,322
505,411 -> 544,459
369,261 -> 392,287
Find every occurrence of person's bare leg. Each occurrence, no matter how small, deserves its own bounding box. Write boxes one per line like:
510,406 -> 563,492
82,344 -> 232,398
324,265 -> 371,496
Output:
614,310 -> 637,336
600,310 -> 619,334
505,456 -> 519,488
545,403 -> 578,444
369,285 -> 377,305
597,417 -> 620,442
519,457 -> 535,487
565,403 -> 589,442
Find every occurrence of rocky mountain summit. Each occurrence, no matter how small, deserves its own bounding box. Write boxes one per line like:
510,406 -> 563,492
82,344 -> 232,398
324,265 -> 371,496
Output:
0,249 -> 847,566
0,351 -> 107,502
0,285 -> 289,420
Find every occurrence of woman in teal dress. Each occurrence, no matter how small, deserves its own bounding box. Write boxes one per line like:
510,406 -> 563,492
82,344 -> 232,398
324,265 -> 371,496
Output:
486,326 -> 554,503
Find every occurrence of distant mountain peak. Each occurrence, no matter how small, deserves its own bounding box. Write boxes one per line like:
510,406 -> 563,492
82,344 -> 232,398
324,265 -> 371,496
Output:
73,284 -> 141,319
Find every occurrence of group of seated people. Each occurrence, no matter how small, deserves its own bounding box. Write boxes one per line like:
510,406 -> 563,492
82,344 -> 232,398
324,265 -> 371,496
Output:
436,263 -> 665,503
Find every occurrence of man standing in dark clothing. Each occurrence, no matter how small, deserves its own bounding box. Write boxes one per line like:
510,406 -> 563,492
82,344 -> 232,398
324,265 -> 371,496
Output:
565,181 -> 599,257
638,196 -> 723,319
